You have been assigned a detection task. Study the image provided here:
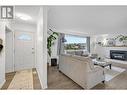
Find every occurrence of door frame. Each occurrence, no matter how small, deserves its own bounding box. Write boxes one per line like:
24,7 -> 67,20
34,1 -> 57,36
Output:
5,28 -> 15,73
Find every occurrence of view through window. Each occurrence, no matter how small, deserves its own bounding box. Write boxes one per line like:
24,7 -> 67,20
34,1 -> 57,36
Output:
64,35 -> 90,56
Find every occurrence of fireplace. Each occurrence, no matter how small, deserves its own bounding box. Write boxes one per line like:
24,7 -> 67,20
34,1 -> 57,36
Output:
110,50 -> 127,61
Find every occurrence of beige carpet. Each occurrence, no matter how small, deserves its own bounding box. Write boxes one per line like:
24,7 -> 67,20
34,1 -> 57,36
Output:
105,66 -> 126,81
8,69 -> 33,90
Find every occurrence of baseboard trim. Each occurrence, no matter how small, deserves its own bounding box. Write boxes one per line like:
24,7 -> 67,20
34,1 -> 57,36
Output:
36,68 -> 48,89
0,79 -> 6,89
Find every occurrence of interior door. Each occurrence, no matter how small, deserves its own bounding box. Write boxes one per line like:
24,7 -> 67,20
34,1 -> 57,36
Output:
14,32 -> 35,71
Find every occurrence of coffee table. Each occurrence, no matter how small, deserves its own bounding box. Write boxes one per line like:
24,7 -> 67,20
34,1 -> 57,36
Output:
93,59 -> 112,69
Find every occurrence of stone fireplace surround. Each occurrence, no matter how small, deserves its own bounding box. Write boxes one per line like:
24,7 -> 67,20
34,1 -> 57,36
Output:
93,45 -> 127,65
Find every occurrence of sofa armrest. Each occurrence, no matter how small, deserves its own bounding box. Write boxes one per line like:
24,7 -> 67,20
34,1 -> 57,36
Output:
86,66 -> 105,89
89,66 -> 103,71
88,66 -> 104,76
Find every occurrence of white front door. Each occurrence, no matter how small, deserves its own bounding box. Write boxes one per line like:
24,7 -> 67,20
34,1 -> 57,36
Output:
14,32 -> 35,71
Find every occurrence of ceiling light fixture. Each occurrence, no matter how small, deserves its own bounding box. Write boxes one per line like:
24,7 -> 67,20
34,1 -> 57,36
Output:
16,13 -> 32,21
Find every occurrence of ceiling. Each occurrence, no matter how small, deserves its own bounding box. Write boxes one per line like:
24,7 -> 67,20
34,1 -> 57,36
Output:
48,6 -> 127,35
14,6 -> 40,25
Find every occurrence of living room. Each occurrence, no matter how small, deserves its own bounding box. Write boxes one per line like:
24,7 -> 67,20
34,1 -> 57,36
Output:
1,1 -> 127,95
47,6 -> 127,89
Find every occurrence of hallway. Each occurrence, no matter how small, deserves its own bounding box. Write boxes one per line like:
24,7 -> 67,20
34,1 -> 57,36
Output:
0,6 -> 47,89
1,69 -> 42,90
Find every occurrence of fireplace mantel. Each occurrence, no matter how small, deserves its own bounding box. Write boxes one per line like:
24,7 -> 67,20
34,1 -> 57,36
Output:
103,45 -> 127,47
94,45 -> 127,59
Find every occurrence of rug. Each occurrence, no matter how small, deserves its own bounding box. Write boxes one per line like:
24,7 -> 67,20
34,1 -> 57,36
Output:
8,69 -> 33,90
105,66 -> 126,81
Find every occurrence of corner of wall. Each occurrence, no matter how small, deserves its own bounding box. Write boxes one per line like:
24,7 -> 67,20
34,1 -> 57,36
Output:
35,6 -> 48,89
0,79 -> 6,89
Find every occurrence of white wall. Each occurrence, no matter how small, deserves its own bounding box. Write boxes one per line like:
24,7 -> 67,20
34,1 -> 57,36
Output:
51,36 -> 58,58
0,20 -> 9,88
36,7 -> 47,89
12,21 -> 37,32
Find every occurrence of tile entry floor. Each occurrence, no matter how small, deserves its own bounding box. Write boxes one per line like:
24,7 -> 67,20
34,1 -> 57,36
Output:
1,68 -> 41,90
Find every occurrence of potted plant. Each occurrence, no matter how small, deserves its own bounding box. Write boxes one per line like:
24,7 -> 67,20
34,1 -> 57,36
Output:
115,35 -> 127,46
47,32 -> 58,66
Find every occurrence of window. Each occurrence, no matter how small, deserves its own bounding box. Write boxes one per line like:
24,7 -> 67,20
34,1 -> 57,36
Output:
63,34 -> 90,55
18,34 -> 31,40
